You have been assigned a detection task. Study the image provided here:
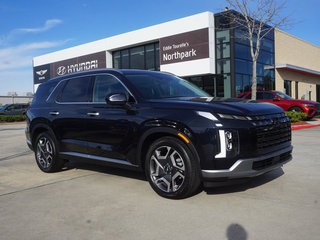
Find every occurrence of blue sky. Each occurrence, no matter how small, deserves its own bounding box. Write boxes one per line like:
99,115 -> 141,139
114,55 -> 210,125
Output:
0,0 -> 319,95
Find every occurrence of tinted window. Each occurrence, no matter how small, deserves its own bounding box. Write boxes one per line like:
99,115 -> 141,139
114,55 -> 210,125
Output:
256,92 -> 264,99
124,72 -> 210,99
263,92 -> 276,100
7,105 -> 15,110
274,91 -> 292,100
0,104 -> 8,110
60,77 -> 92,102
93,75 -> 127,102
32,81 -> 58,104
112,42 -> 160,71
130,46 -> 145,69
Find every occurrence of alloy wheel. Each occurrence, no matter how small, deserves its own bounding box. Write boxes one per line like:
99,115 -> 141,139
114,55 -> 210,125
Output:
149,146 -> 185,193
36,137 -> 54,169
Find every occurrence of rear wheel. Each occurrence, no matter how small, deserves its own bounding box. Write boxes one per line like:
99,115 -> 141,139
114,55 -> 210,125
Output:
145,136 -> 200,199
34,132 -> 64,172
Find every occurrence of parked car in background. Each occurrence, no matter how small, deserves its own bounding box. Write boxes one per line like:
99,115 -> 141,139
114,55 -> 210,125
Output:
0,103 -> 29,115
237,91 -> 320,120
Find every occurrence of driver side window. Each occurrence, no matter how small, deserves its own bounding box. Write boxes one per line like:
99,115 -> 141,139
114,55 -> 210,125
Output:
93,75 -> 128,102
263,92 -> 276,100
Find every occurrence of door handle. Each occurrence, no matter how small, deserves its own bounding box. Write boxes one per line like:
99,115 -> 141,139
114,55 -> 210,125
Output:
87,112 -> 100,116
49,111 -> 59,116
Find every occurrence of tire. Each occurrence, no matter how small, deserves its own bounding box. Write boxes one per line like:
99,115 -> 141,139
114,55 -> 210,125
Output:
34,131 -> 64,172
145,136 -> 201,199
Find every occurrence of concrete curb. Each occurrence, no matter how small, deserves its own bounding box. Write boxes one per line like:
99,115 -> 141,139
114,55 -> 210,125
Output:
291,124 -> 320,131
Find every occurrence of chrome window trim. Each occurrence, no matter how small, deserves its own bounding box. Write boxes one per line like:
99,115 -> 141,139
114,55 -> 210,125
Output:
45,81 -> 64,102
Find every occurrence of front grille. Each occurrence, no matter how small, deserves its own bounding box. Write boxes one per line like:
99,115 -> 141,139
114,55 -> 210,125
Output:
250,113 -> 291,151
252,150 -> 292,170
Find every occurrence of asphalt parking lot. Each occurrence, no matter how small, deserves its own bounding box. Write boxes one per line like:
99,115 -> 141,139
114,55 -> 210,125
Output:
0,122 -> 319,240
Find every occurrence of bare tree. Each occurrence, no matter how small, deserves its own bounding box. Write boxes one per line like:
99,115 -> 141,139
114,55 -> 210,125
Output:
225,0 -> 291,100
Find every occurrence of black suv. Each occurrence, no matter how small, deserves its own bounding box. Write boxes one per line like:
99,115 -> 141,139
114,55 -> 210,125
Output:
26,69 -> 292,198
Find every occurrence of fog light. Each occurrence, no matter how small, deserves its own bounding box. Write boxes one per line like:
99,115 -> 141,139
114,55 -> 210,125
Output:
225,131 -> 233,151
215,130 -> 239,159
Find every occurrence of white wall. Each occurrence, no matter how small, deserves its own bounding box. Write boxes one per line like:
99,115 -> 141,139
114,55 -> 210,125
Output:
33,12 -> 216,77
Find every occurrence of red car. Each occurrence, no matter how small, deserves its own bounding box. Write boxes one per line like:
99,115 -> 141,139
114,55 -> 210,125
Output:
237,91 -> 320,120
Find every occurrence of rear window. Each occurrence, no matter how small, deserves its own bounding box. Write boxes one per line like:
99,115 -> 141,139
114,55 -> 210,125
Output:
59,76 -> 92,102
32,81 -> 58,104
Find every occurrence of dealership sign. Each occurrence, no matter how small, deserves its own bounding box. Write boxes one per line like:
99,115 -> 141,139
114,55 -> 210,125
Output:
160,28 -> 209,65
33,51 -> 106,84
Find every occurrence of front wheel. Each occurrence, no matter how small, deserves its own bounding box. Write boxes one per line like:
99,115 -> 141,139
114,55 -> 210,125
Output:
145,137 -> 200,199
289,106 -> 304,113
34,131 -> 64,172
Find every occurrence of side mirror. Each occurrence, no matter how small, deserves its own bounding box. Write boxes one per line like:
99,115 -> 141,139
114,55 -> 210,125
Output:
273,97 -> 280,101
106,93 -> 128,106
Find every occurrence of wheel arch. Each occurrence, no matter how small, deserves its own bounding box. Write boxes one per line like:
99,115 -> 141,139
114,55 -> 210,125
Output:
288,106 -> 304,112
136,127 -> 201,171
30,120 -> 56,148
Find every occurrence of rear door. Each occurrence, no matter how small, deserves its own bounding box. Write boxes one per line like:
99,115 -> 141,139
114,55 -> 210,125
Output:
52,76 -> 93,154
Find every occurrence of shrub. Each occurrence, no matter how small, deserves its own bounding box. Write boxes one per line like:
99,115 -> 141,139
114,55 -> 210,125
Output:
0,115 -> 26,122
285,111 -> 307,123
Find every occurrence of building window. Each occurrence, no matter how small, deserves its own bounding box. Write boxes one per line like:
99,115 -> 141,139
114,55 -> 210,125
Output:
284,80 -> 292,97
112,42 -> 159,71
233,27 -> 275,94
130,46 -> 145,69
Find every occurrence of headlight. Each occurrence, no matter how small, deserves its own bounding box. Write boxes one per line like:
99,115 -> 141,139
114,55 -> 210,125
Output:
302,103 -> 314,107
218,113 -> 251,120
196,111 -> 218,121
196,111 -> 250,121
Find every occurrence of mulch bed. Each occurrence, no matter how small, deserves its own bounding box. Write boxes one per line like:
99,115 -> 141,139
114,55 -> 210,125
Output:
291,121 -> 308,125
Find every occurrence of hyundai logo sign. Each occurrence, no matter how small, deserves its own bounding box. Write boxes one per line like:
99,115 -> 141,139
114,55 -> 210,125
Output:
57,66 -> 67,76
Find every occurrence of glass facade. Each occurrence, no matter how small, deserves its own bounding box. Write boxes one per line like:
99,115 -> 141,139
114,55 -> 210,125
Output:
214,11 -> 275,97
215,28 -> 232,98
234,27 -> 275,96
113,42 -> 160,71
112,11 -> 275,98
183,75 -> 223,97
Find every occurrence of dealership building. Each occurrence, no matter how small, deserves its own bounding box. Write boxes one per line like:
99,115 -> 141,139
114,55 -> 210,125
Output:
33,11 -> 320,101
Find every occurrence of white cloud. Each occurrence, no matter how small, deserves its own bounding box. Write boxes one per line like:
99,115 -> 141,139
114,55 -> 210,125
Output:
0,40 -> 68,71
0,19 -> 63,46
17,19 -> 62,33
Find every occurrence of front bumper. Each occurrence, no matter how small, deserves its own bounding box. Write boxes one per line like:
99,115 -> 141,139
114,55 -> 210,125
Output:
202,145 -> 292,180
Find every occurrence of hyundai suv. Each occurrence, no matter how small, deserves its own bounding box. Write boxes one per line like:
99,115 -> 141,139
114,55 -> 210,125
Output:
237,90 -> 320,120
25,69 -> 292,198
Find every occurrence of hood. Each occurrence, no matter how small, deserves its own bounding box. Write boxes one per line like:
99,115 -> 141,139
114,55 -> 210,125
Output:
147,97 -> 284,116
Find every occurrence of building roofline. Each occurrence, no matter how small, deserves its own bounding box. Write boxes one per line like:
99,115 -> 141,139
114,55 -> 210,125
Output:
275,64 -> 320,77
275,29 -> 320,49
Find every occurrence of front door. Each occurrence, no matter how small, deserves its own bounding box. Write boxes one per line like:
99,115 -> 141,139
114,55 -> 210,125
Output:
85,74 -> 138,163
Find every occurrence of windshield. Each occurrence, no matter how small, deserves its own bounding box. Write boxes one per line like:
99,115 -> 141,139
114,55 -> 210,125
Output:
274,91 -> 292,100
124,72 -> 211,99
0,104 -> 8,110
